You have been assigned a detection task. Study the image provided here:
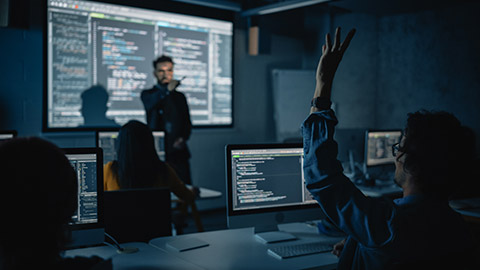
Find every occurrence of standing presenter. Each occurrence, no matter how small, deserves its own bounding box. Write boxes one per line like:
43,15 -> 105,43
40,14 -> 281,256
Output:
141,55 -> 193,185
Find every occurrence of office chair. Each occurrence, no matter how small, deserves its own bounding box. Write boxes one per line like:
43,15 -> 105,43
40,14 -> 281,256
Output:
103,188 -> 172,243
171,197 -> 204,234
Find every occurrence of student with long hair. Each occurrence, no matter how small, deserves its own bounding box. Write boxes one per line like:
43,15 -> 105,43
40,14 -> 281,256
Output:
103,120 -> 202,232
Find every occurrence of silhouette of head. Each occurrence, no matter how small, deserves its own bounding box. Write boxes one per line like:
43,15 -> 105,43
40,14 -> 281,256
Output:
115,120 -> 166,189
0,137 -> 77,268
397,110 -> 476,198
80,85 -> 118,127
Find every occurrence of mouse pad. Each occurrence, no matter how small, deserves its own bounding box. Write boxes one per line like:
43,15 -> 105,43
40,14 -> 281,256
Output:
166,238 -> 209,252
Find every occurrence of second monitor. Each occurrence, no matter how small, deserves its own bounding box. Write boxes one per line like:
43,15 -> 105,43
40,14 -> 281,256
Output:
97,130 -> 165,164
64,147 -> 104,248
365,130 -> 402,167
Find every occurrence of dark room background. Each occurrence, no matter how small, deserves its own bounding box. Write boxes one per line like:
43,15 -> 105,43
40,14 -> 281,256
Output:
1,0 -> 479,210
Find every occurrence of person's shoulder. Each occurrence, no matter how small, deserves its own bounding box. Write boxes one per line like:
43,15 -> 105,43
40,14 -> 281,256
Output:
170,90 -> 186,97
141,87 -> 156,95
104,160 -> 115,169
104,160 -> 119,176
106,118 -> 120,127
170,90 -> 188,102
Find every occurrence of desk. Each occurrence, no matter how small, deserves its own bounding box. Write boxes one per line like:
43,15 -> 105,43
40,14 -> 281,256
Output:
450,197 -> 480,219
64,242 -> 203,270
171,185 -> 222,201
150,222 -> 343,270
193,185 -> 222,200
357,182 -> 402,198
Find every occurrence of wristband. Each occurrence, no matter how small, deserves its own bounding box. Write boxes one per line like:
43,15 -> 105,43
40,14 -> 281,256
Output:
310,97 -> 332,110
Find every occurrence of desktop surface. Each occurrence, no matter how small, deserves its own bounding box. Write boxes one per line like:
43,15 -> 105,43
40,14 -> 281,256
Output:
150,222 -> 343,270
171,185 -> 222,201
450,197 -> 480,218
0,130 -> 16,141
356,180 -> 403,198
64,242 -> 203,270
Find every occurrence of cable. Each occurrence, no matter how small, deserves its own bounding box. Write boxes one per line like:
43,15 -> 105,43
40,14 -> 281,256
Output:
104,232 -> 123,250
104,232 -> 139,254
102,241 -> 118,250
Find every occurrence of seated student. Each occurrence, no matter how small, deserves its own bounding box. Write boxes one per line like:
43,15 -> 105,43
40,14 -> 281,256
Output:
103,120 -> 203,232
0,137 -> 111,270
302,27 -> 477,269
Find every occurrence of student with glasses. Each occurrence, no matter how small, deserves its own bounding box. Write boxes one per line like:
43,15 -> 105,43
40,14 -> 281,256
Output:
302,27 -> 477,269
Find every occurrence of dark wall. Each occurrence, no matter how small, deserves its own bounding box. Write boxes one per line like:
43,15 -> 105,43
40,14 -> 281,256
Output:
305,1 -> 480,153
0,28 -> 43,135
375,2 -> 480,141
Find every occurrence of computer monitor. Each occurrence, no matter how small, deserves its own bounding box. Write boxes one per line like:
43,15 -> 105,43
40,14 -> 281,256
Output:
364,130 -> 402,166
226,143 -> 325,243
0,130 -> 17,141
96,130 -> 165,164
64,148 -> 104,248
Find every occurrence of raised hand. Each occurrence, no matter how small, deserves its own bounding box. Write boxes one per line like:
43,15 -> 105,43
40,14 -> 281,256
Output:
167,79 -> 181,91
314,27 -> 356,99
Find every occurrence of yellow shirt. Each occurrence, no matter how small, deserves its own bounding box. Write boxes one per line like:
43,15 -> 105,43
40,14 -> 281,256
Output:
103,161 -> 194,204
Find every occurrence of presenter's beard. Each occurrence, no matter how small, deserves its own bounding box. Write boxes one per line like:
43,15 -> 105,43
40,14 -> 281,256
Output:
158,79 -> 169,86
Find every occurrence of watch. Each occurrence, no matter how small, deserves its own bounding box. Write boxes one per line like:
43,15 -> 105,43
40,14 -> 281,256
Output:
310,97 -> 332,110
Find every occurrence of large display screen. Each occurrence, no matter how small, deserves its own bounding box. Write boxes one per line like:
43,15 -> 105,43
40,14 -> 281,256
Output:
46,0 -> 233,129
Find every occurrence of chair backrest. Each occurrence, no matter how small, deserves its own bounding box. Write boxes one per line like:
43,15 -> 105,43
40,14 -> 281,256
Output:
104,188 -> 172,243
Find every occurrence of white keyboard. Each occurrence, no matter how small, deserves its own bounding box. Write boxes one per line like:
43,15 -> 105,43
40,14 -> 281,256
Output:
267,242 -> 333,259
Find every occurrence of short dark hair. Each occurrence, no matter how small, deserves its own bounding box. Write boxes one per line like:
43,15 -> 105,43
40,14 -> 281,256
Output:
153,55 -> 174,69
399,110 -> 476,198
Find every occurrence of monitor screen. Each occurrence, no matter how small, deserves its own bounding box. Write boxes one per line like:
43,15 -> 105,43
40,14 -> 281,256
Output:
96,130 -> 165,164
64,147 -> 104,248
46,0 -> 233,130
365,130 -> 402,166
226,144 -> 324,238
0,130 -> 17,141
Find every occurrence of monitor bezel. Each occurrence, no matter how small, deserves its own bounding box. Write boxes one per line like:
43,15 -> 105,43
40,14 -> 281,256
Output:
62,147 -> 104,232
43,0 -> 235,132
225,143 -> 321,219
364,129 -> 403,167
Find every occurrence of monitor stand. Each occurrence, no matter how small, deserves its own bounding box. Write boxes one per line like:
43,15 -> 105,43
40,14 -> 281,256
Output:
254,224 -> 297,244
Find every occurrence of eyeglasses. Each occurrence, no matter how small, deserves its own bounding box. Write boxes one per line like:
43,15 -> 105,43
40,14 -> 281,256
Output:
392,143 -> 400,157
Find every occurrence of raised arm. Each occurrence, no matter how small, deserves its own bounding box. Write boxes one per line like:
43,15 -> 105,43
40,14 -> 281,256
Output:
303,28 -> 396,247
311,27 -> 355,113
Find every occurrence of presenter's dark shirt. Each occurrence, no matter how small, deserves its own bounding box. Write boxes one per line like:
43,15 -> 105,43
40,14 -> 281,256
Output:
141,84 -> 192,159
301,109 -> 475,269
